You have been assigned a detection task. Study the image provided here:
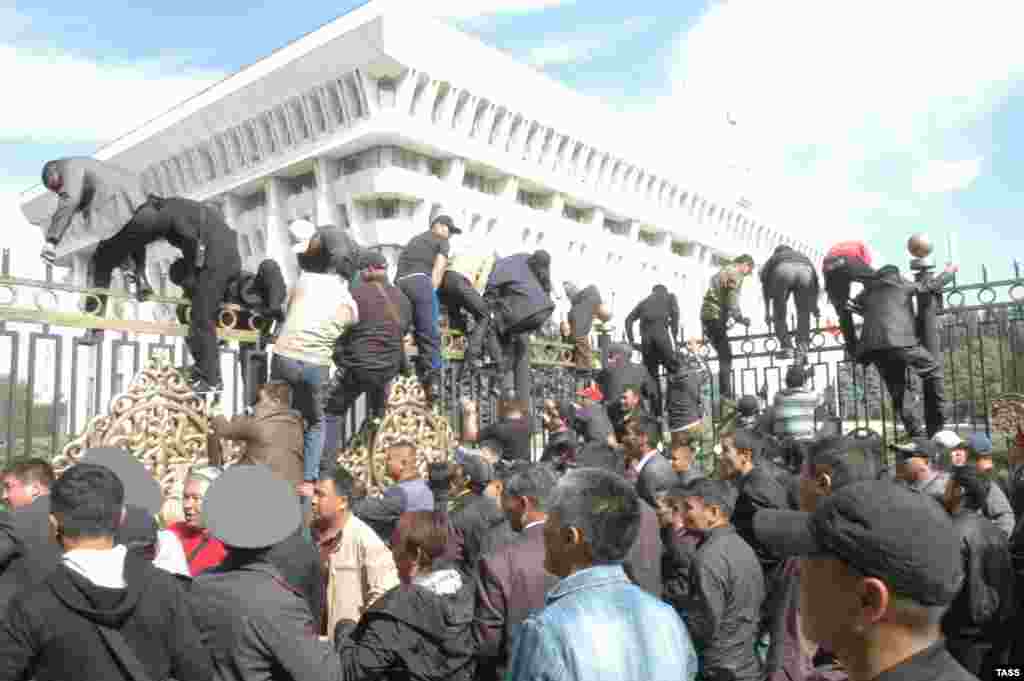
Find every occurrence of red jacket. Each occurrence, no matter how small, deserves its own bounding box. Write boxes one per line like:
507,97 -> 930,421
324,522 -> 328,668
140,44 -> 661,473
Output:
826,241 -> 871,265
167,521 -> 228,577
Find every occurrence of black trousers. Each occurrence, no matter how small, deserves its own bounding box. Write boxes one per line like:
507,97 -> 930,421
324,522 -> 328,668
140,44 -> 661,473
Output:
91,197 -> 241,386
764,262 -> 818,350
703,319 -> 734,400
864,345 -> 945,437
438,271 -> 489,334
640,328 -> 678,418
321,365 -> 396,460
823,256 -> 874,355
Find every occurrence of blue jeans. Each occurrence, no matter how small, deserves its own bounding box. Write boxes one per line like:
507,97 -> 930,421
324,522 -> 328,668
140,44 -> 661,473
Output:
397,274 -> 442,373
270,354 -> 330,481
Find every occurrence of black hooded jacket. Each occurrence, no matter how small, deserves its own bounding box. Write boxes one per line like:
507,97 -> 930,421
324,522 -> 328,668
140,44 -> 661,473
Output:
485,253 -> 555,333
0,550 -> 211,681
758,245 -> 816,287
337,567 -> 478,681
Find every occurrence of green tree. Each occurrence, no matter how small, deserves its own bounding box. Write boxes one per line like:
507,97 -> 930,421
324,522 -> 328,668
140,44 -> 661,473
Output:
0,376 -> 67,462
943,337 -> 1024,420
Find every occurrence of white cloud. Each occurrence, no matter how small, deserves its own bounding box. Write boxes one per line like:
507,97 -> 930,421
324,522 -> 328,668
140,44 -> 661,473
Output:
527,38 -> 604,67
430,0 -> 572,20
0,45 -> 226,145
0,180 -> 47,281
624,0 -> 1024,247
524,16 -> 656,67
911,158 -> 983,195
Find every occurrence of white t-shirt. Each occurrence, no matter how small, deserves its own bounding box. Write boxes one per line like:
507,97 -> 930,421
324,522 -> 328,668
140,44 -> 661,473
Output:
274,272 -> 358,366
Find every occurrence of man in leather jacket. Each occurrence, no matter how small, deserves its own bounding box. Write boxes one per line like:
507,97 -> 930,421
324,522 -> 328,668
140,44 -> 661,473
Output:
759,245 -> 820,359
822,240 -> 877,357
625,284 -> 681,418
853,263 -> 957,437
940,465 -> 1016,676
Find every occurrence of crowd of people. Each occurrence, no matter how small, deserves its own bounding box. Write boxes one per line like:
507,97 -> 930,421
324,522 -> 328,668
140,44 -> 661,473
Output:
6,155 -> 1016,680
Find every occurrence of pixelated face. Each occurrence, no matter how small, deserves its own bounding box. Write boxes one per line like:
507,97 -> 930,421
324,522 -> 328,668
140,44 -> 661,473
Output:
620,389 -> 640,412
717,439 -> 746,480
312,479 -> 345,523
682,495 -> 716,530
541,399 -> 560,431
670,445 -> 693,473
1,474 -> 36,510
182,479 -> 208,529
949,448 -> 967,467
431,220 -> 450,239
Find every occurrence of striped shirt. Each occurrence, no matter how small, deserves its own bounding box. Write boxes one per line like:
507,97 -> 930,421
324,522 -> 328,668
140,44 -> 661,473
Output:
772,388 -> 821,440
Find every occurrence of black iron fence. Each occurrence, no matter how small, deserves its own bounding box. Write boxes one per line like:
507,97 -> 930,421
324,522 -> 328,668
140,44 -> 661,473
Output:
2,243 -> 1022,465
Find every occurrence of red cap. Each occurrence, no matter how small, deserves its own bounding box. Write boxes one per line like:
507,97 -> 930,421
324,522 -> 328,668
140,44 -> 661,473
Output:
578,384 -> 604,402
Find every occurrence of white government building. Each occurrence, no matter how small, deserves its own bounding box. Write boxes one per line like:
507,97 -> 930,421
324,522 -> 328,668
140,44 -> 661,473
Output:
21,0 -> 823,342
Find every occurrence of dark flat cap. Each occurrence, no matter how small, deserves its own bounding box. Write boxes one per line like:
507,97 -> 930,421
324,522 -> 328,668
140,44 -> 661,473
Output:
80,447 -> 162,517
202,464 -> 301,549
753,480 -> 963,606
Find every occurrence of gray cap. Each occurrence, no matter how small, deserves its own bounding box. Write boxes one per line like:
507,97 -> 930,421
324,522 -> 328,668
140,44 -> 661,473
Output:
80,447 -> 162,517
202,465 -> 301,549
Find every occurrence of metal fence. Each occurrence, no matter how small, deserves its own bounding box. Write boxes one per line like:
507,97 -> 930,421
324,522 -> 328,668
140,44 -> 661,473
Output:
2,244 -> 1022,465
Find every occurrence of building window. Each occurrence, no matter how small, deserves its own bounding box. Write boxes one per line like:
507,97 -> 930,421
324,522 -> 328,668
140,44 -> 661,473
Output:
603,218 -> 631,237
562,204 -> 587,223
517,189 -> 549,210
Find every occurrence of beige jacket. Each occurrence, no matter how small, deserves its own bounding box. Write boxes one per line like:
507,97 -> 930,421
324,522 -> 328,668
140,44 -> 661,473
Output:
324,513 -> 399,638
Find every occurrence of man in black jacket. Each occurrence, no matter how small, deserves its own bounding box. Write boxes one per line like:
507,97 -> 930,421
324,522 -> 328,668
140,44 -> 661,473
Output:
597,343 -> 658,435
625,284 -> 681,417
759,245 -> 821,359
683,478 -> 766,681
470,250 -> 555,401
0,463 -> 211,681
82,195 -> 241,393
854,262 -> 958,437
940,466 -> 1016,676
564,281 -> 611,371
623,414 -> 677,507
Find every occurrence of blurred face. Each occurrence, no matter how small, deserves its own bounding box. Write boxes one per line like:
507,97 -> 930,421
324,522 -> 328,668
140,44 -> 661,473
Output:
622,422 -> 647,457
182,479 -> 209,529
387,447 -> 413,481
799,463 -> 833,513
949,448 -> 967,467
620,389 -> 640,413
738,263 -> 753,276
2,475 -> 40,510
897,456 -> 928,482
682,496 -> 719,530
670,445 -> 694,473
1009,442 -> 1024,468
799,557 -> 864,649
431,221 -> 450,239
541,399 -> 561,432
976,456 -> 994,473
311,479 -> 347,525
717,439 -> 750,480
501,493 -> 529,532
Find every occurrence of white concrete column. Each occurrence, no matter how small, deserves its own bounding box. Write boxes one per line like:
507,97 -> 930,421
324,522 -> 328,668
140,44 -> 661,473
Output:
454,94 -> 479,134
500,176 -> 520,202
507,118 -> 531,157
435,87 -> 459,126
627,220 -> 640,241
265,177 -> 298,289
394,68 -> 419,114
490,109 -> 509,145
354,68 -> 378,118
474,103 -> 497,140
415,80 -> 441,121
549,193 -> 565,217
445,158 -> 466,186
222,193 -> 242,231
313,157 -> 342,228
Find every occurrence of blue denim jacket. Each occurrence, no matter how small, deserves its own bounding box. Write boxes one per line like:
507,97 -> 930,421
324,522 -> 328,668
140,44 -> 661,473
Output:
507,563 -> 698,681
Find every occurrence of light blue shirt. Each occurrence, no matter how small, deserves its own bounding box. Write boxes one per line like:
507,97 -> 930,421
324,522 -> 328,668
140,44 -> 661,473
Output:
507,564 -> 698,681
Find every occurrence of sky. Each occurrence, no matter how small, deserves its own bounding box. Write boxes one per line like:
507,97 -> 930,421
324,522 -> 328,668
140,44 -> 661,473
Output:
2,0 -> 1024,288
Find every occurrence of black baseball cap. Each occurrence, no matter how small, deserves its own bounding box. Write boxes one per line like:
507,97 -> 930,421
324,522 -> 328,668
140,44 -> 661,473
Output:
431,214 -> 462,235
753,480 -> 963,606
891,437 -> 938,462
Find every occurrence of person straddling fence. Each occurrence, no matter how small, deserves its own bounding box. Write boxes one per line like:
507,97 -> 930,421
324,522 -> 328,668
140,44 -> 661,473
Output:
701,254 -> 754,404
625,284 -> 681,418
759,244 -> 820,360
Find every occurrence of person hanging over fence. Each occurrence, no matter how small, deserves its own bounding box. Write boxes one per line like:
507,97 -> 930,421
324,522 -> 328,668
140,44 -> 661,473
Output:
39,158 -> 152,297
625,283 -> 680,418
468,250 -> 555,401
563,281 -> 612,372
854,262 -> 957,438
439,251 -> 502,376
822,240 -> 877,357
395,215 -> 460,405
759,244 -> 820,360
701,254 -> 754,404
